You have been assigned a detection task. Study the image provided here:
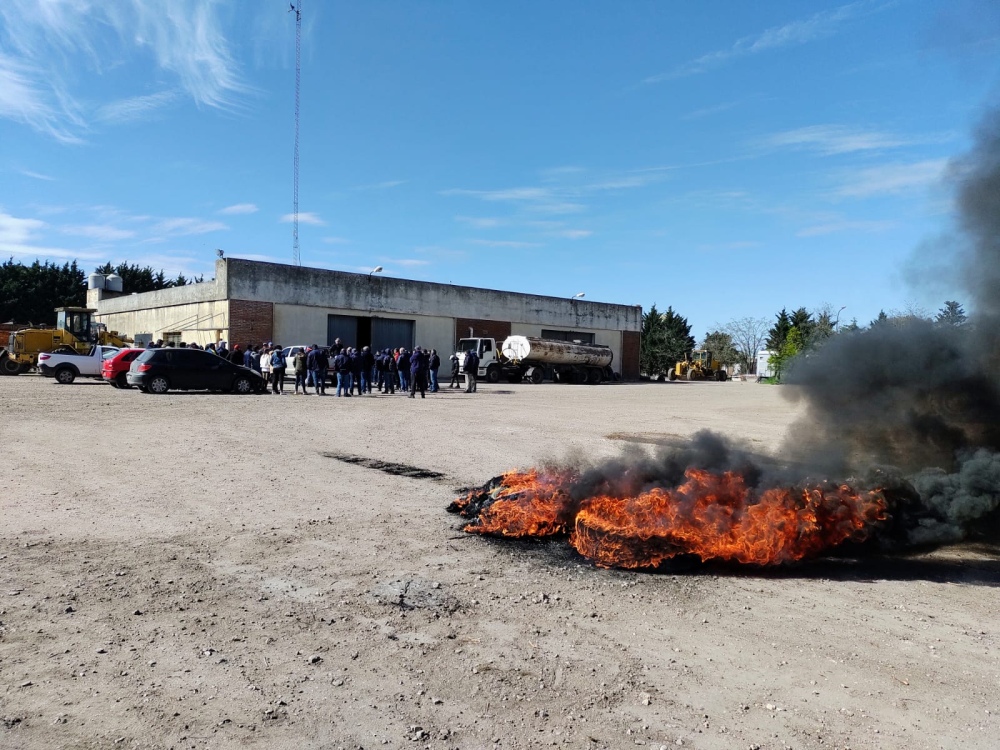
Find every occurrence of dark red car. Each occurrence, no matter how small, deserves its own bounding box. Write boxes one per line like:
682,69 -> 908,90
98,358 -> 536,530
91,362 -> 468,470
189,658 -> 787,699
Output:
103,348 -> 144,388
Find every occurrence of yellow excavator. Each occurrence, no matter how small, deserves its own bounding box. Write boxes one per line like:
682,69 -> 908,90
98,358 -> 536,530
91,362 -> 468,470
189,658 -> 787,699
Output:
668,349 -> 728,381
0,307 -> 132,375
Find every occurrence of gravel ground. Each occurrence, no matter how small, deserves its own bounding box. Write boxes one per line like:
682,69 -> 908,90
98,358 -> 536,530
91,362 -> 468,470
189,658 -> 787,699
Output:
1,375 -> 996,749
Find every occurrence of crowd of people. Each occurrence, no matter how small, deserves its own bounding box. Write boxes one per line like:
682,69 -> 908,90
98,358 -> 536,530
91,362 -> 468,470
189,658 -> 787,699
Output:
144,337 -> 481,395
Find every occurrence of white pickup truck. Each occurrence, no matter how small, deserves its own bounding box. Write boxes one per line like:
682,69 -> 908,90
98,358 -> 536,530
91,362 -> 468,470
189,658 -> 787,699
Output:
37,345 -> 120,384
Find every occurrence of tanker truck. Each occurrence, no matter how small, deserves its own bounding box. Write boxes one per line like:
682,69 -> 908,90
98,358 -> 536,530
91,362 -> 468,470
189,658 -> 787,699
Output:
455,335 -> 615,384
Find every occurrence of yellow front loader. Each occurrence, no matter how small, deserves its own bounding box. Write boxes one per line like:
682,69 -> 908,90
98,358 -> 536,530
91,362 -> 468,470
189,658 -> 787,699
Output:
0,307 -> 131,375
668,349 -> 728,382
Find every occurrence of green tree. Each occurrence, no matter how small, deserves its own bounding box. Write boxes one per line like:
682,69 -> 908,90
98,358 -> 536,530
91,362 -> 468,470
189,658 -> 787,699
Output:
936,300 -> 967,326
840,317 -> 862,333
0,258 -> 86,325
765,308 -> 792,352
768,327 -> 804,382
700,330 -> 738,366
640,304 -> 695,377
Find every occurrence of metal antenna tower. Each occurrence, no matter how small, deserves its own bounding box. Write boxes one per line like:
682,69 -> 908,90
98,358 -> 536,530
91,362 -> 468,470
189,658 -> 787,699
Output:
290,2 -> 302,265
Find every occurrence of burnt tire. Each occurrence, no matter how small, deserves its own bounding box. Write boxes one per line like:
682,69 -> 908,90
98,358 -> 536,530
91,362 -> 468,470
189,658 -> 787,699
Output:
486,364 -> 501,384
232,376 -> 254,394
55,367 -> 76,384
148,375 -> 170,394
116,372 -> 131,389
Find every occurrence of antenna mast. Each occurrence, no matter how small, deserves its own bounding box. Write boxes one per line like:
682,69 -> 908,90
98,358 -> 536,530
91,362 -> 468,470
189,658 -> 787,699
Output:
290,2 -> 302,265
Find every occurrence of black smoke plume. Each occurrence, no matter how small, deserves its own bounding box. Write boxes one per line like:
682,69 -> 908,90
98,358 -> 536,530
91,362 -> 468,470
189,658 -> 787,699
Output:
780,107 -> 1000,547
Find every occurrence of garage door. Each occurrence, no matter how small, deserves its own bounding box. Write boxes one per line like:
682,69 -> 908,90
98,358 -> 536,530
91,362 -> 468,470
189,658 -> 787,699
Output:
372,318 -> 414,351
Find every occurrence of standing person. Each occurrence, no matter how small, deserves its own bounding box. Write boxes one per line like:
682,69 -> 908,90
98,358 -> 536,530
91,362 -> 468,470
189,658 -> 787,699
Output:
317,346 -> 329,394
449,352 -> 461,388
249,345 -> 262,374
408,346 -> 428,398
384,348 -> 397,394
349,347 -> 363,395
428,349 -> 441,393
260,346 -> 272,390
361,346 -> 375,394
397,348 -> 409,393
463,348 -> 479,393
216,341 -> 229,359
230,344 -> 243,365
334,348 -> 351,397
270,346 -> 287,394
243,344 -> 254,368
306,344 -> 323,395
293,346 -> 308,395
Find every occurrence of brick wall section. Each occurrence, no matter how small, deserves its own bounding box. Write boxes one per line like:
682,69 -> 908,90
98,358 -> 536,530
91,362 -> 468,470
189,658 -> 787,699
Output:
621,330 -> 640,381
228,300 -> 274,347
455,318 -> 511,345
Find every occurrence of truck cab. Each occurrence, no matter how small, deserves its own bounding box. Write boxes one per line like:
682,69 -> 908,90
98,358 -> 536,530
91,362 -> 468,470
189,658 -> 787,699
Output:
455,337 -> 501,382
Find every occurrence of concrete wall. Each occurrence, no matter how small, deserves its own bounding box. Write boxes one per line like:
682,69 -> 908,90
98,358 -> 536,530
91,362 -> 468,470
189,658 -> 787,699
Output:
225,259 -> 641,333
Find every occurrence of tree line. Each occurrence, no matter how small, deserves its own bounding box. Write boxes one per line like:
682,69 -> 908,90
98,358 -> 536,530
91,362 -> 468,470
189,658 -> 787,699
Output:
0,259 -> 202,326
641,301 -> 969,380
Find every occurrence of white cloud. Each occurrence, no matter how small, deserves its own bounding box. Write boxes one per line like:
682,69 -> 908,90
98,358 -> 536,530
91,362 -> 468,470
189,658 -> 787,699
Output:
385,258 -> 430,267
0,212 -> 45,245
280,212 -> 326,226
60,224 -> 137,241
0,1 -> 250,141
645,1 -> 890,82
455,216 -> 505,229
153,217 -> 228,236
834,159 -> 947,198
549,229 -> 592,239
761,125 -> 934,155
797,219 -> 896,236
19,169 -> 55,181
94,90 -> 178,123
470,239 -> 541,248
218,203 -> 259,215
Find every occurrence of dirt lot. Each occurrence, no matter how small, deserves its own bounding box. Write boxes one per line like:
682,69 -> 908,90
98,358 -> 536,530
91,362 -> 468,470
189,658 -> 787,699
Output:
1,375 -> 996,749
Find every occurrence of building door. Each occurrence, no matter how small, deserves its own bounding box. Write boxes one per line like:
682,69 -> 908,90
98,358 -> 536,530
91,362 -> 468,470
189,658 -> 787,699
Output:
371,318 -> 414,351
327,314 -> 359,348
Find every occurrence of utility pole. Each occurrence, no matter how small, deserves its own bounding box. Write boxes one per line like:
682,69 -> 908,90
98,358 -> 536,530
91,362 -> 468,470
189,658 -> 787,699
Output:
290,2 -> 302,266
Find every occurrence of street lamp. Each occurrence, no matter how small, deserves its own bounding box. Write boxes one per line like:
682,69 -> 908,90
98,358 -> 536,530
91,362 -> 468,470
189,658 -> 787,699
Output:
369,265 -> 383,277
572,292 -> 585,299
833,305 -> 846,329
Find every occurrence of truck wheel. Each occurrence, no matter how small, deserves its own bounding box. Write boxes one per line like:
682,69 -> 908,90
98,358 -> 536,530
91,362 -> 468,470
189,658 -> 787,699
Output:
148,376 -> 170,394
586,368 -> 601,385
486,364 -> 501,383
116,372 -> 131,389
528,368 -> 544,384
55,367 -> 76,384
667,370 -> 677,381
716,370 -> 728,382
1,357 -> 21,376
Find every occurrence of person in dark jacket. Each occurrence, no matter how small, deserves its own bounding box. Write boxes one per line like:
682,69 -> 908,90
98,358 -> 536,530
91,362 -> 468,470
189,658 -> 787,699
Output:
361,346 -> 375,394
349,348 -> 363,395
306,344 -> 327,395
397,348 -> 409,393
384,349 -> 397,394
409,346 -> 428,398
449,352 -> 461,388
463,348 -> 479,393
270,346 -> 287,394
428,349 -> 441,392
333,350 -> 351,396
230,345 -> 244,365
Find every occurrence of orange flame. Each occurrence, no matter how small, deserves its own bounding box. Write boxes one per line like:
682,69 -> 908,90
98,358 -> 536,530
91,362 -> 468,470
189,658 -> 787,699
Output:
455,468 -> 889,569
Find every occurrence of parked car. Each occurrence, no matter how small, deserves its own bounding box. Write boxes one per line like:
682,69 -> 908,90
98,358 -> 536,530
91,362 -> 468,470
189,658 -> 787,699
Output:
127,348 -> 266,395
102,348 -> 145,388
280,345 -> 333,384
37,345 -> 120,384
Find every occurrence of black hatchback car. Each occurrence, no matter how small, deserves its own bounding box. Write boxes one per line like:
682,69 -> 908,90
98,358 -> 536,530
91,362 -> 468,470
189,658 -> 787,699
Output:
127,348 -> 265,395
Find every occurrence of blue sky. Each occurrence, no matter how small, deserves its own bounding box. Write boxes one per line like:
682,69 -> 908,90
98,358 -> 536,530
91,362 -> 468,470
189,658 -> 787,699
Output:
2,1 -> 998,339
